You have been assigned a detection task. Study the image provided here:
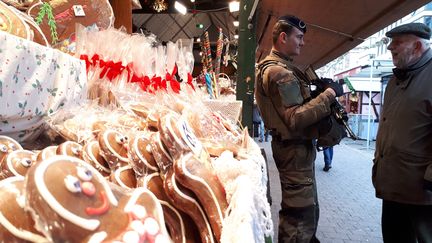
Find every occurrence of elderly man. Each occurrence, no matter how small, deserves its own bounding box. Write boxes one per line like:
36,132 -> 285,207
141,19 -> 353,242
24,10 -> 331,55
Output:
373,22 -> 432,242
255,15 -> 343,242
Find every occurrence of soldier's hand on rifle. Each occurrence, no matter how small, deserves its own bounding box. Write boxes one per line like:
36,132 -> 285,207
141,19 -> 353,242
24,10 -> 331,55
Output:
325,82 -> 344,97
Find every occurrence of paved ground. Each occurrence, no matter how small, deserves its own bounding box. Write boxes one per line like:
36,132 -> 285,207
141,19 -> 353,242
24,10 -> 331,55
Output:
255,137 -> 383,243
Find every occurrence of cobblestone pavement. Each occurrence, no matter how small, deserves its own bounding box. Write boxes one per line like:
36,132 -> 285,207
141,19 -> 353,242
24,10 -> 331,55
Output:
256,137 -> 383,243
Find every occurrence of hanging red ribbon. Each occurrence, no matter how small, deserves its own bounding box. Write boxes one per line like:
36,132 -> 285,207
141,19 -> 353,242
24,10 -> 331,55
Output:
187,72 -> 195,90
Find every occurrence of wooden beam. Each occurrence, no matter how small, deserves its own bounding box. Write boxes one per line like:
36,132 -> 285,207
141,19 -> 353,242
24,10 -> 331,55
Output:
110,0 -> 132,33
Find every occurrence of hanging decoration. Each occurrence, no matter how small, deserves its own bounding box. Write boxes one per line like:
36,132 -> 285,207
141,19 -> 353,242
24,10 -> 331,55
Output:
35,2 -> 58,44
152,0 -> 168,12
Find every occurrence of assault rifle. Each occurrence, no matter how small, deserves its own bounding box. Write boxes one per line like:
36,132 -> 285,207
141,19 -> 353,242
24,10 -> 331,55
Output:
304,67 -> 359,141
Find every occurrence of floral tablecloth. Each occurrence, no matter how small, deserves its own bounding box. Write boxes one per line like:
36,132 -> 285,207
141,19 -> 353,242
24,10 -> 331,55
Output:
0,31 -> 87,143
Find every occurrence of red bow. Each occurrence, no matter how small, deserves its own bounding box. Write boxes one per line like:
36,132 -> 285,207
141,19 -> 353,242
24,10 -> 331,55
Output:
165,65 -> 180,93
99,60 -> 125,81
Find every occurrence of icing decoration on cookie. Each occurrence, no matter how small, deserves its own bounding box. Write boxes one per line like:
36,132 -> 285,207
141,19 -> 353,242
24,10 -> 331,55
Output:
25,155 -> 118,242
1,150 -> 37,179
36,145 -> 57,162
82,141 -> 110,177
110,165 -> 137,189
99,129 -> 130,169
0,135 -> 23,163
0,177 -> 47,242
56,141 -> 83,159
129,132 -> 159,176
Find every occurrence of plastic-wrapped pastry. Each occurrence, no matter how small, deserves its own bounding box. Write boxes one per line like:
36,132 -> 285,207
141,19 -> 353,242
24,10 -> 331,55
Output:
56,141 -> 83,159
56,118 -> 80,142
149,133 -> 173,179
36,145 -> 57,162
0,176 -> 47,242
98,129 -> 130,170
128,102 -> 151,119
128,132 -> 159,177
0,135 -> 23,163
163,168 -> 215,243
143,172 -> 200,243
110,165 -> 137,189
174,153 -> 228,241
158,112 -> 191,160
82,140 -> 110,177
117,114 -> 147,131
0,150 -> 37,179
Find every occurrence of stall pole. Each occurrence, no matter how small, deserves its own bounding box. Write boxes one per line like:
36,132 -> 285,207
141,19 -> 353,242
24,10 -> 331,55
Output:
109,0 -> 132,34
236,0 -> 257,133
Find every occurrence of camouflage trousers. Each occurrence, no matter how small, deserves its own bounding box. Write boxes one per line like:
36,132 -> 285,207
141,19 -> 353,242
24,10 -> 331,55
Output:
271,140 -> 320,243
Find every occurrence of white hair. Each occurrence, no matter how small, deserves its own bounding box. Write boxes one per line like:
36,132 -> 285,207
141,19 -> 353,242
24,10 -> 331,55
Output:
419,38 -> 430,49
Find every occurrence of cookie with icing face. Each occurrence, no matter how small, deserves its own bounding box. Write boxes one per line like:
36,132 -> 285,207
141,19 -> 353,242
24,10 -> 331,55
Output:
110,165 -> 137,189
0,177 -> 47,242
1,150 -> 37,179
89,187 -> 171,243
128,132 -> 159,177
36,145 -> 58,162
82,141 -> 110,177
98,129 -> 130,170
0,136 -> 23,163
24,155 -> 122,242
56,141 -> 83,159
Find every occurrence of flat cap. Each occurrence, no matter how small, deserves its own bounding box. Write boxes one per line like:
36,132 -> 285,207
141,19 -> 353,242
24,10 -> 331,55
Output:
278,15 -> 307,33
385,22 -> 431,39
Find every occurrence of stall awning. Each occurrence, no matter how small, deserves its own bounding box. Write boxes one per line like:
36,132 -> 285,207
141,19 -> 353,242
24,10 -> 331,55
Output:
256,0 -> 430,69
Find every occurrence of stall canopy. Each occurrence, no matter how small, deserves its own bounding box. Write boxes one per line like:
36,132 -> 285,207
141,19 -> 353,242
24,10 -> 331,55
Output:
256,0 -> 430,69
133,0 -> 430,69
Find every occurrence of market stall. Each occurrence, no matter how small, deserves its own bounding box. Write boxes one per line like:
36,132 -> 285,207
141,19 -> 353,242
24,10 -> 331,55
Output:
0,1 -> 272,242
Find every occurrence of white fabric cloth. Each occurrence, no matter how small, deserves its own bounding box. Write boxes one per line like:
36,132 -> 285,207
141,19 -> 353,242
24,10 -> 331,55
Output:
0,31 -> 87,142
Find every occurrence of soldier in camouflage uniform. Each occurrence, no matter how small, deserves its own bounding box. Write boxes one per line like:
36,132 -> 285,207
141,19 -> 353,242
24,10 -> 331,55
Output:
255,15 -> 344,242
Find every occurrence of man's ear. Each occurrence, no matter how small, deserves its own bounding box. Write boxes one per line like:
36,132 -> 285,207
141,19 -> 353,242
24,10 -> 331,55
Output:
414,40 -> 423,50
280,32 -> 287,44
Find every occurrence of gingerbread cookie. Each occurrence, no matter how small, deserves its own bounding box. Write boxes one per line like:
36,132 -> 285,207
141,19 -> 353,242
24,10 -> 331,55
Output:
36,145 -> 57,162
56,141 -> 83,159
82,140 -> 110,177
1,149 -> 37,179
110,165 -> 137,189
89,187 -> 171,243
24,155 -> 121,242
0,176 -> 47,242
128,132 -> 159,176
143,172 -> 200,243
98,129 -> 130,170
0,135 -> 23,163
